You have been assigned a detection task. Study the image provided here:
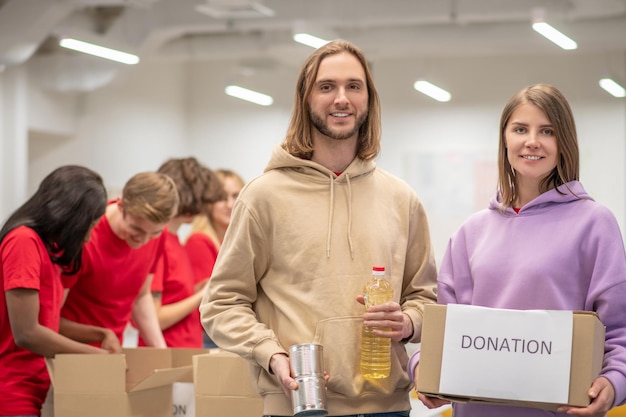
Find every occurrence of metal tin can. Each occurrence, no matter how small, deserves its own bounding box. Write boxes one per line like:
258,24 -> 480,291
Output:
289,344 -> 327,416
291,375 -> 327,416
289,343 -> 324,377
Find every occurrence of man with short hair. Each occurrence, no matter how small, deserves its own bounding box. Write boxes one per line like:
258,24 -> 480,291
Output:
60,171 -> 179,347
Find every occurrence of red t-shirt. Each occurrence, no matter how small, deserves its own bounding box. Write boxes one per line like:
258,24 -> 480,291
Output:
61,210 -> 165,342
0,226 -> 64,415
142,230 -> 203,348
184,232 -> 219,285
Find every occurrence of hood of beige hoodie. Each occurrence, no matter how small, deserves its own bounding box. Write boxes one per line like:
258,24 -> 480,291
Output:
264,144 -> 376,259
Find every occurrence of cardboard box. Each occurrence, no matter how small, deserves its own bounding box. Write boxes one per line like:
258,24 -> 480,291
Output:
193,350 -> 263,417
45,347 -> 207,417
418,304 -> 605,411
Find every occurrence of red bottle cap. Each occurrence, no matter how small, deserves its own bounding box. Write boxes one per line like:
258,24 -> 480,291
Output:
372,266 -> 385,272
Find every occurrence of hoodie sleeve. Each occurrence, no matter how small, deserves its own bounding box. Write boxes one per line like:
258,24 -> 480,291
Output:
583,205 -> 626,407
437,239 -> 459,305
400,198 -> 438,343
437,228 -> 475,306
199,197 -> 286,371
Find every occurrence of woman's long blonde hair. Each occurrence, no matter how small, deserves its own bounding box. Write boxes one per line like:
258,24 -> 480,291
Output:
187,169 -> 245,247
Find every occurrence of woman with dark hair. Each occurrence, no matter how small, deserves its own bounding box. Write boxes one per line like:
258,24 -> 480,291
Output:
0,165 -> 120,417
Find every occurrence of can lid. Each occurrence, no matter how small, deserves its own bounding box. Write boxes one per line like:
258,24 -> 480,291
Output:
372,266 -> 385,272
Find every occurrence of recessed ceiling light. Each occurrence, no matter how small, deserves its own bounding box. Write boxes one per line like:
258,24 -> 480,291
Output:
532,22 -> 577,50
59,38 -> 139,65
599,78 -> 626,98
225,85 -> 273,106
413,80 -> 451,102
293,33 -> 330,49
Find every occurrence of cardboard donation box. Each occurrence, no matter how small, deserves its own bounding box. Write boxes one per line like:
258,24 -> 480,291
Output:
418,304 -> 605,411
46,348 -> 206,417
194,350 -> 263,417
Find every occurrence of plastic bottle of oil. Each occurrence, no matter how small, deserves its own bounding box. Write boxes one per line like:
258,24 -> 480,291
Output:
360,265 -> 393,379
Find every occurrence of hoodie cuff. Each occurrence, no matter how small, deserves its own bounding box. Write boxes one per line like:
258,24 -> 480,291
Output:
603,370 -> 626,408
253,338 -> 288,373
407,349 -> 421,382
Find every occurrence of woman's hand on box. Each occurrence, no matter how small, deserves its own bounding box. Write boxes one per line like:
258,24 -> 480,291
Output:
101,329 -> 122,353
417,392 -> 451,409
557,376 -> 615,416
413,364 -> 451,409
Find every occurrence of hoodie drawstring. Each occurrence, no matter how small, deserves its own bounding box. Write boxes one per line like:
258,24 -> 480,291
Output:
345,174 -> 355,259
326,173 -> 355,259
326,173 -> 334,258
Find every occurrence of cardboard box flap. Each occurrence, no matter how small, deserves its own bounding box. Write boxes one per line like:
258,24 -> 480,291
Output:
193,352 -> 258,397
569,311 -> 605,405
171,348 -> 208,368
122,347 -> 209,387
48,354 -> 126,394
123,347 -> 173,390
128,365 -> 193,392
194,350 -> 264,417
572,310 -> 600,318
417,304 -> 446,394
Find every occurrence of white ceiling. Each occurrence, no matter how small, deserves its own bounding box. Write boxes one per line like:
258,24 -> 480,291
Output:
1,0 -> 626,85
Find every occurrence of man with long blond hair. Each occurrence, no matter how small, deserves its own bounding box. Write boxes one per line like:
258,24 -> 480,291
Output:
200,40 -> 437,416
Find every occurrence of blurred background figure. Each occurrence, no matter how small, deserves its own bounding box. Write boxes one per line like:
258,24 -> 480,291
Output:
185,169 -> 245,348
145,157 -> 224,347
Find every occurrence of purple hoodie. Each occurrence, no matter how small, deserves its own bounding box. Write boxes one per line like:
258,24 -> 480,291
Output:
409,181 -> 626,417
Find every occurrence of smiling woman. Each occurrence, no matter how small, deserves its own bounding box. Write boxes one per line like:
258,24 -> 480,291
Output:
497,84 -> 580,211
503,102 -> 559,206
409,84 -> 626,417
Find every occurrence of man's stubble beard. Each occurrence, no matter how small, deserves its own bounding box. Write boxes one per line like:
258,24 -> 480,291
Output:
310,109 -> 368,140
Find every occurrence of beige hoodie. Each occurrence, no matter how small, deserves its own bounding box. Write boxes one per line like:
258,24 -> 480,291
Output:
200,144 -> 437,416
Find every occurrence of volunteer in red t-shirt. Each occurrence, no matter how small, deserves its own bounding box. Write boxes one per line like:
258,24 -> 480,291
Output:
185,169 -> 245,348
186,169 -> 245,286
149,229 -> 204,347
140,158 -> 223,348
0,165 -> 120,417
60,171 -> 179,348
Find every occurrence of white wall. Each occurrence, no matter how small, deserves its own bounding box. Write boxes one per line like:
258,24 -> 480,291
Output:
1,66 -> 28,220
2,50 -> 624,264
186,58 -> 296,182
184,52 -> 626,264
26,60 -> 189,196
